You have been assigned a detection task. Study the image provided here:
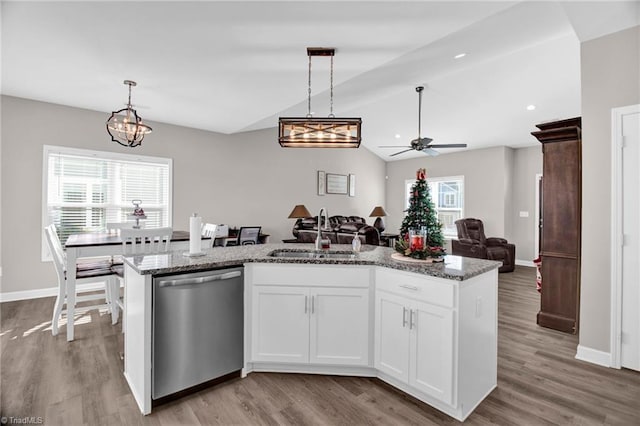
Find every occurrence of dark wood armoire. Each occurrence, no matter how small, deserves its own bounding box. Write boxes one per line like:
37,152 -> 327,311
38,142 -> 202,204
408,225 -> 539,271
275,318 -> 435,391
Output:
531,117 -> 582,334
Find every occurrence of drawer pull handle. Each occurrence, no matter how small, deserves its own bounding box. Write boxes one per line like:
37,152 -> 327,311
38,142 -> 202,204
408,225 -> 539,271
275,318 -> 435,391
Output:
399,284 -> 418,291
304,295 -> 308,313
402,307 -> 408,327
410,309 -> 416,330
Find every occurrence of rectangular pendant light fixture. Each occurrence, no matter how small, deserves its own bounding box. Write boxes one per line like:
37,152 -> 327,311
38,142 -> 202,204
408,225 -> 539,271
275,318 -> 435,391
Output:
278,48 -> 362,148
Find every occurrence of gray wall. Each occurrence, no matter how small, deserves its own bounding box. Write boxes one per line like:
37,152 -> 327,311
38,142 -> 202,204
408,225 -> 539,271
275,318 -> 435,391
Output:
0,95 -> 385,294
580,26 -> 640,352
384,145 -> 541,263
510,146 -> 543,262
385,146 -> 509,240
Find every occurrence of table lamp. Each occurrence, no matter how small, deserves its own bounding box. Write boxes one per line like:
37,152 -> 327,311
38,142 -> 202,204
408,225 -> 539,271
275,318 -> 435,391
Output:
369,206 -> 387,233
288,204 -> 312,219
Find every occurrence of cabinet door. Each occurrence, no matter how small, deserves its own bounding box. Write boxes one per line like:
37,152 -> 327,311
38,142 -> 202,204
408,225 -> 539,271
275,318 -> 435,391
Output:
409,300 -> 454,405
374,291 -> 410,382
252,286 -> 309,363
309,287 -> 369,366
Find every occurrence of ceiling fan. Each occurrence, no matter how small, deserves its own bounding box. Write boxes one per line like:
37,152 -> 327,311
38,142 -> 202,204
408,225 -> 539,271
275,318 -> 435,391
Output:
379,86 -> 467,157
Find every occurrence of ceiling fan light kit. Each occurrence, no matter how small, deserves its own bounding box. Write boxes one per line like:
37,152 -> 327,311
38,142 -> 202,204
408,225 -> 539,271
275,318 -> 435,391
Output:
279,47 -> 362,148
106,80 -> 152,148
380,86 -> 466,157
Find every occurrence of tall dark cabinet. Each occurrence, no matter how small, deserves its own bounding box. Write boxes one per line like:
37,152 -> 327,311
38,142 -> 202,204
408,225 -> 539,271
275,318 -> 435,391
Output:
531,117 -> 582,334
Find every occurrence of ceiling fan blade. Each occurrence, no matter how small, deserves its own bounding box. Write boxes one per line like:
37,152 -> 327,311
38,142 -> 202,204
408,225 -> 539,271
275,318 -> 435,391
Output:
417,137 -> 433,145
427,143 -> 467,148
422,148 -> 440,156
390,149 -> 415,157
378,145 -> 412,148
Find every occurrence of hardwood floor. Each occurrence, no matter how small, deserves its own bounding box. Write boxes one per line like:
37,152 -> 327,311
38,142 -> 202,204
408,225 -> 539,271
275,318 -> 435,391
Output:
1,266 -> 639,425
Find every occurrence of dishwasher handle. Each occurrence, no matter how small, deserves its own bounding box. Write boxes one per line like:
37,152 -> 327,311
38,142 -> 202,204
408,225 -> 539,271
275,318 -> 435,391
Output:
157,271 -> 242,288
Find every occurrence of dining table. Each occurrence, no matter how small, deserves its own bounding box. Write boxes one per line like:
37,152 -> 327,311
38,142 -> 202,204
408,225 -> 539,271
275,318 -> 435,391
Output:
63,230 -> 210,341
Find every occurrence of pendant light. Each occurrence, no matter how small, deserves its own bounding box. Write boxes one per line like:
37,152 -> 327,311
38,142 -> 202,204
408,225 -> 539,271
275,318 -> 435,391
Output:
279,48 -> 361,148
106,80 -> 152,147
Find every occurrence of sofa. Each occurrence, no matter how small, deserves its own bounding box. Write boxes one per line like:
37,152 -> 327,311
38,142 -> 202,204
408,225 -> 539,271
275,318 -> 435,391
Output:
451,218 -> 515,273
292,215 -> 381,246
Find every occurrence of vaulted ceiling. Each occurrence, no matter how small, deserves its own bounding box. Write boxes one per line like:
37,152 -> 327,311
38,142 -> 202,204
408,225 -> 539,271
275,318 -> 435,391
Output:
2,1 -> 638,160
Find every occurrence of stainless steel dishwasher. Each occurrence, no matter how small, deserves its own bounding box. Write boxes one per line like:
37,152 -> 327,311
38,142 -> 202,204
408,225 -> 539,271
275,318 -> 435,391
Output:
152,267 -> 243,400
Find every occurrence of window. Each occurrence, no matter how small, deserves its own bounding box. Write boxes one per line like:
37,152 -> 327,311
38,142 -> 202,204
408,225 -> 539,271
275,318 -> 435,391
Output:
43,145 -> 172,258
405,175 -> 464,237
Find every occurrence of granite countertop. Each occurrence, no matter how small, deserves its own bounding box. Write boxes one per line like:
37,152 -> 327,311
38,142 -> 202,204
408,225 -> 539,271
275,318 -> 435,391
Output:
123,243 -> 500,281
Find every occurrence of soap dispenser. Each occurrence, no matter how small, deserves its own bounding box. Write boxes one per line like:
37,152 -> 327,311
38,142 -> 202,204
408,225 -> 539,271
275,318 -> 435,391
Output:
352,231 -> 362,252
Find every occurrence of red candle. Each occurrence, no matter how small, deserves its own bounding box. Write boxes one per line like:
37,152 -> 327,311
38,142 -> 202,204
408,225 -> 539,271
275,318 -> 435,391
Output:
410,235 -> 424,251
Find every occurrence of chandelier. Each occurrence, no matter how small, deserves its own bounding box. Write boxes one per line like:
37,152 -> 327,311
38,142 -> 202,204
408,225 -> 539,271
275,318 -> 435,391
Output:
106,80 -> 152,147
279,48 -> 361,148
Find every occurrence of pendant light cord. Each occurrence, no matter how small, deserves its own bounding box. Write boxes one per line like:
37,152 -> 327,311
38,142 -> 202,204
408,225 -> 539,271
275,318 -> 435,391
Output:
307,54 -> 312,118
329,55 -> 335,118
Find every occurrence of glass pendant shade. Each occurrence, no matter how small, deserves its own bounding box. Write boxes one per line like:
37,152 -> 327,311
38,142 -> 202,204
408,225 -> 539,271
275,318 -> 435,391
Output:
279,117 -> 361,148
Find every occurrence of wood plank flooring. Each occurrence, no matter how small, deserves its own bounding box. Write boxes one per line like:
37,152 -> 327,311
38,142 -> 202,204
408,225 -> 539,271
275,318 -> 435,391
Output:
2,266 -> 639,425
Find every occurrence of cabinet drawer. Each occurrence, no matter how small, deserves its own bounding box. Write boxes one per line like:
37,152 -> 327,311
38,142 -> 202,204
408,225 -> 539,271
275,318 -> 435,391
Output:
250,263 -> 370,287
375,267 -> 455,308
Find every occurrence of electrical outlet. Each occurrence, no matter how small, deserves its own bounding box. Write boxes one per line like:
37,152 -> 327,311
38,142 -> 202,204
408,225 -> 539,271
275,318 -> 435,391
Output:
519,211 -> 529,218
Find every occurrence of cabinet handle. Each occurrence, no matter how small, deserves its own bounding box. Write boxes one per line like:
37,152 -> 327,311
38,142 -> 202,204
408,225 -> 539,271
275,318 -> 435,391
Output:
399,284 -> 418,291
304,295 -> 308,313
402,307 -> 408,328
311,295 -> 315,314
410,309 -> 416,330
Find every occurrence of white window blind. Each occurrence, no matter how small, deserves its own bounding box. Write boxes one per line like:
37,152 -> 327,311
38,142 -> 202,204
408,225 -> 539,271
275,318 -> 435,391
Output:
43,145 -> 172,253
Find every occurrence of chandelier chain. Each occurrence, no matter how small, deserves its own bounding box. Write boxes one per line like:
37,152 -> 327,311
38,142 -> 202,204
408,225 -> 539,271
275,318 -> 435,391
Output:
329,55 -> 334,118
307,54 -> 312,118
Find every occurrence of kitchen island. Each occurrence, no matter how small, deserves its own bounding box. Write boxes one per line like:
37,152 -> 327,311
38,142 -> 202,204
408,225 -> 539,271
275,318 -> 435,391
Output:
123,243 -> 500,421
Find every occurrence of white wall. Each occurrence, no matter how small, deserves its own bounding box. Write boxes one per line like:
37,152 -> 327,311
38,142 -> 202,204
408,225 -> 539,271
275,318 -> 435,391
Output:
0,96 -> 385,295
580,26 -> 640,353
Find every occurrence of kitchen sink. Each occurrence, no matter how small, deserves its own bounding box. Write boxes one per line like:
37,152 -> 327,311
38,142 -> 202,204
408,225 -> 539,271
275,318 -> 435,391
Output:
267,249 -> 356,260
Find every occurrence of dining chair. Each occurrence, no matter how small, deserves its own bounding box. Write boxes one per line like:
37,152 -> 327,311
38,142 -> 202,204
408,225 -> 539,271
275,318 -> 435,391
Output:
111,227 -> 173,331
201,223 -> 218,249
45,224 -> 119,337
227,226 -> 261,246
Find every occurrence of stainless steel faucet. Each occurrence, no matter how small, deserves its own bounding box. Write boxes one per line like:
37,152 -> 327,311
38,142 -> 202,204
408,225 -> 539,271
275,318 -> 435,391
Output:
315,207 -> 330,250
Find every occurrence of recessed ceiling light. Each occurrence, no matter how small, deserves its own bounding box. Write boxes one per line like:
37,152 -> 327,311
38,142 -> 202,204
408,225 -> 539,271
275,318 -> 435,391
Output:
395,134 -> 401,139
526,105 -> 536,111
454,53 -> 466,59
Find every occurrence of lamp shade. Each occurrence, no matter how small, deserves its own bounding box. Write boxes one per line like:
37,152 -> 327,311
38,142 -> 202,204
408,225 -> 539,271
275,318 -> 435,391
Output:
288,204 -> 312,219
369,206 -> 387,217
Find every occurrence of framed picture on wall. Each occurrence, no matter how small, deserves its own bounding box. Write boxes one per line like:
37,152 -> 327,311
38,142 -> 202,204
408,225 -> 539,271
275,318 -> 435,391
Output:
349,174 -> 356,197
318,170 -> 326,195
326,173 -> 349,195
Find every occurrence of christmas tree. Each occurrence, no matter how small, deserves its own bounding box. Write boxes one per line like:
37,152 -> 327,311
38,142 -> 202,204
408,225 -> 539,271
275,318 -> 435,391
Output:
396,168 -> 445,258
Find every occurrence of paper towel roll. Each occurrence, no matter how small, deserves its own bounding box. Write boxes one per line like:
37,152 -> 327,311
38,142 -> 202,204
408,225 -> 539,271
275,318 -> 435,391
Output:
190,214 -> 202,254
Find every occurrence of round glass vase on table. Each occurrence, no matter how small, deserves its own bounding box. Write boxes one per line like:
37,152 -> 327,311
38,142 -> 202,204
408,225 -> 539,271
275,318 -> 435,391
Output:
409,227 -> 427,251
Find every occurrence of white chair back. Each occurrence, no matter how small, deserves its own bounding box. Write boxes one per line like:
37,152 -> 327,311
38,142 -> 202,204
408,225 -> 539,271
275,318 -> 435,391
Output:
106,222 -> 143,233
201,223 -> 218,248
120,227 -> 173,255
45,224 -> 66,280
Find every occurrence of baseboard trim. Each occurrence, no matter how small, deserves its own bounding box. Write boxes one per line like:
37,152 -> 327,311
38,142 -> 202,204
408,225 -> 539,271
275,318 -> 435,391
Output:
575,344 -> 612,368
515,259 -> 535,267
0,281 -> 110,303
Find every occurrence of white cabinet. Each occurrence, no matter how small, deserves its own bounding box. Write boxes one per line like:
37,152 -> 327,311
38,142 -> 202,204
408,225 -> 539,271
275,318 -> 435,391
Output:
374,290 -> 454,405
249,264 -> 371,367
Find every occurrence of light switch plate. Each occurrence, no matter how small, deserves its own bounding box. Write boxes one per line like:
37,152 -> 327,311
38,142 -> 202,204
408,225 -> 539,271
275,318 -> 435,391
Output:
519,211 -> 529,218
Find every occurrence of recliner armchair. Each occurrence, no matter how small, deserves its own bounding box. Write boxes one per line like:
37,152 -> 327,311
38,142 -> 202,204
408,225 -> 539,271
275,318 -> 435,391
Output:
451,218 -> 515,273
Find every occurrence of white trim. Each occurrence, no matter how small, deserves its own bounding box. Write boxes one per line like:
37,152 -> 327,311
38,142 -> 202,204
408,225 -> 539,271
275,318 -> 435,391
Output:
575,345 -> 612,368
0,281 -> 109,303
534,173 -> 542,259
610,104 -> 640,369
515,259 -> 535,267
